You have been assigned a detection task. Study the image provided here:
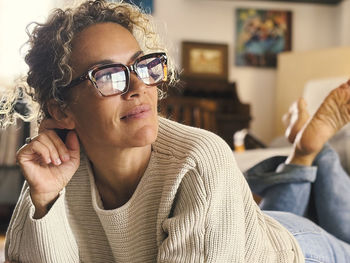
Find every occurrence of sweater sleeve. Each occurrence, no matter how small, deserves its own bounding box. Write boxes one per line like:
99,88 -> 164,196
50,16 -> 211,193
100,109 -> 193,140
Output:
157,135 -> 247,262
5,182 -> 79,263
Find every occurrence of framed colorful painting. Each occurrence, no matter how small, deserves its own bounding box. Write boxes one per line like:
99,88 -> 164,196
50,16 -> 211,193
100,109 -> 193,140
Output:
235,8 -> 292,68
112,0 -> 154,14
182,41 -> 228,81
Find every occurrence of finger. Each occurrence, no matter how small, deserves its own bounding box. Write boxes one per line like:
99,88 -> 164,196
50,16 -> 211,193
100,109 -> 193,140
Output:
18,140 -> 52,165
33,134 -> 60,165
39,118 -> 65,133
44,130 -> 71,162
35,133 -> 69,165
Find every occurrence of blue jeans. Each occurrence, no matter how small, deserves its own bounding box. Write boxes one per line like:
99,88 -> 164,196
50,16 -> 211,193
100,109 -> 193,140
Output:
245,144 -> 350,262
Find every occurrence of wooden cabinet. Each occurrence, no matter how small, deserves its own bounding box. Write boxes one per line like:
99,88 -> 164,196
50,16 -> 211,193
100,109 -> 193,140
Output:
160,79 -> 251,148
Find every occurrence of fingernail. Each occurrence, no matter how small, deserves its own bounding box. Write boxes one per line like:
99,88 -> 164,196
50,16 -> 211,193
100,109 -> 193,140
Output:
47,158 -> 52,164
62,155 -> 70,161
55,158 -> 62,165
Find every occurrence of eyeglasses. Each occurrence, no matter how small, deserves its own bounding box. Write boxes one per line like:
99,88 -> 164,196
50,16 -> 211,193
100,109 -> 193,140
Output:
66,52 -> 168,96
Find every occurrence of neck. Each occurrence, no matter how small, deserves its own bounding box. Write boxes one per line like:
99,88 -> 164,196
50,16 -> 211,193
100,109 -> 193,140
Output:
84,143 -> 152,209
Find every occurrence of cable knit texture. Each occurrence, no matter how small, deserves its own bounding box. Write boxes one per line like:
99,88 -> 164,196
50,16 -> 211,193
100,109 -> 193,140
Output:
5,117 -> 304,262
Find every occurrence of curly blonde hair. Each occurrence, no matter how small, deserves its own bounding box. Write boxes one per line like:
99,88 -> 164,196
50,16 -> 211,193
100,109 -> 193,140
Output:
0,0 -> 177,128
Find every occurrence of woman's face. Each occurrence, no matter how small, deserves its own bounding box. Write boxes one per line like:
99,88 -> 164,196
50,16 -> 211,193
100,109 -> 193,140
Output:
67,22 -> 159,149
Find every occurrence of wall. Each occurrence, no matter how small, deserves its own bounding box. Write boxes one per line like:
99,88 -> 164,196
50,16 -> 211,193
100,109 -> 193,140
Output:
275,47 -> 350,136
0,1 -> 54,91
153,0 -> 341,143
338,0 -> 350,46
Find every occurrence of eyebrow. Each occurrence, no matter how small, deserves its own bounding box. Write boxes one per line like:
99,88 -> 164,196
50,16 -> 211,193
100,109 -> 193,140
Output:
128,50 -> 144,64
86,50 -> 144,69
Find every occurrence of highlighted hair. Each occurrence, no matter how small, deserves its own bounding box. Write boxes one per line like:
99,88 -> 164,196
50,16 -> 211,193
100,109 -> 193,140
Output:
0,0 -> 178,128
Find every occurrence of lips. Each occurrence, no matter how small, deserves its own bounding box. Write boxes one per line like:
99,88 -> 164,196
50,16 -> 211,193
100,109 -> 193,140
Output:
120,104 -> 152,120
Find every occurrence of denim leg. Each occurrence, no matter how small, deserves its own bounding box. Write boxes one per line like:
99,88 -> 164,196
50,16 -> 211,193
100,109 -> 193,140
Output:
259,182 -> 312,216
312,144 -> 350,243
265,211 -> 350,263
245,156 -> 317,216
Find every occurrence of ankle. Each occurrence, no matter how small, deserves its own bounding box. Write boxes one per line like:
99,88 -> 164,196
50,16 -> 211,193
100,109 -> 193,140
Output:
286,148 -> 317,166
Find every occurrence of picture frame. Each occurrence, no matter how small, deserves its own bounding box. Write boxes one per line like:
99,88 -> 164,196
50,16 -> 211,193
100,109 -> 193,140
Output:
235,8 -> 292,68
182,41 -> 228,81
114,0 -> 153,14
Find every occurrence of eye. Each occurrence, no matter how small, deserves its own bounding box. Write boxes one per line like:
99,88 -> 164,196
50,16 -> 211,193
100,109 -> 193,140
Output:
94,65 -> 126,83
95,71 -> 113,82
147,58 -> 162,69
138,57 -> 161,69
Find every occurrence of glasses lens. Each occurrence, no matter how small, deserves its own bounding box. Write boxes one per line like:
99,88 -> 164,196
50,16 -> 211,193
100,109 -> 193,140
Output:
93,65 -> 127,95
136,56 -> 166,85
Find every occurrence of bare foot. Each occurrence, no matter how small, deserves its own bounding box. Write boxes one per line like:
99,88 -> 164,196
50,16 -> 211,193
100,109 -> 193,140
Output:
288,80 -> 350,165
282,97 -> 310,144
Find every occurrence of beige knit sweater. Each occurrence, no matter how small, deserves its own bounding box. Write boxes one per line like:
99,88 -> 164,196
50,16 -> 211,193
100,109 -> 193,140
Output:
5,117 -> 304,263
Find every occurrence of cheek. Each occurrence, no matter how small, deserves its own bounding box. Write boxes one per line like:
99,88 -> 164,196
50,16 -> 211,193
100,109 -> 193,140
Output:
69,96 -> 120,130
152,88 -> 159,107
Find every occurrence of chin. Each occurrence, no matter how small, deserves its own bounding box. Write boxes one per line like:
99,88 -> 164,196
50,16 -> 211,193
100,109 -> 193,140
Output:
132,125 -> 158,147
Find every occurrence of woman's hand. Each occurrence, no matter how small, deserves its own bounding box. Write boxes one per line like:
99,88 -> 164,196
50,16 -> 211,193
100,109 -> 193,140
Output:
16,119 -> 80,219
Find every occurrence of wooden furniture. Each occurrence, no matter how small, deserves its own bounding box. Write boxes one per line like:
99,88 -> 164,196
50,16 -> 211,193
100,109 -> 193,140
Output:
160,79 -> 251,148
160,96 -> 218,133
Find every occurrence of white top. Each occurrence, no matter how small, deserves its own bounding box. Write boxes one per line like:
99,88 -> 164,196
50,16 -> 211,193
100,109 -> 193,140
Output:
5,117 -> 304,262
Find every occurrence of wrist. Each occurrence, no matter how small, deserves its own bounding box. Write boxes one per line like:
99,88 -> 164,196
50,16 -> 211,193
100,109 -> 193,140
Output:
33,205 -> 49,219
30,190 -> 59,219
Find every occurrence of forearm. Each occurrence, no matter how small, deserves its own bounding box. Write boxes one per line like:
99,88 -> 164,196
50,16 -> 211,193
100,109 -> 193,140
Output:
6,186 -> 79,263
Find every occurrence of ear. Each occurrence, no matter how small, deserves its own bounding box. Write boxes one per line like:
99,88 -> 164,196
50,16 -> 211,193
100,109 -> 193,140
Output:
47,99 -> 76,129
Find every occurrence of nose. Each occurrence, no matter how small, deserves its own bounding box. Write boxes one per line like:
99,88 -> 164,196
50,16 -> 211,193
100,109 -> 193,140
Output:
122,72 -> 147,99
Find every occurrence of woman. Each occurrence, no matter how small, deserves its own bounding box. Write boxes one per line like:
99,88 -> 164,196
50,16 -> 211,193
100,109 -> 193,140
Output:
3,0 -> 350,262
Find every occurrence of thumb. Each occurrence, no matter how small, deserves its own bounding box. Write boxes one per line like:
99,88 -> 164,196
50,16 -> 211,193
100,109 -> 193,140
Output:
65,130 -> 80,152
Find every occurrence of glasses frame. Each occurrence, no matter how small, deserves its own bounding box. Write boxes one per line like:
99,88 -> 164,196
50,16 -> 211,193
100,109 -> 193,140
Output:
66,52 -> 167,97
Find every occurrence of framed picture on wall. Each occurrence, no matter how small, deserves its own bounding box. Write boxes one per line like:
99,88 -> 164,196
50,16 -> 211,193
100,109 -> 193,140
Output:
110,0 -> 153,13
182,41 -> 228,81
235,8 -> 292,68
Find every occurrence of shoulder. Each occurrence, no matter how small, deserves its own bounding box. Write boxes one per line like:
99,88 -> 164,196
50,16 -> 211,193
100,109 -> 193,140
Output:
155,117 -> 237,172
